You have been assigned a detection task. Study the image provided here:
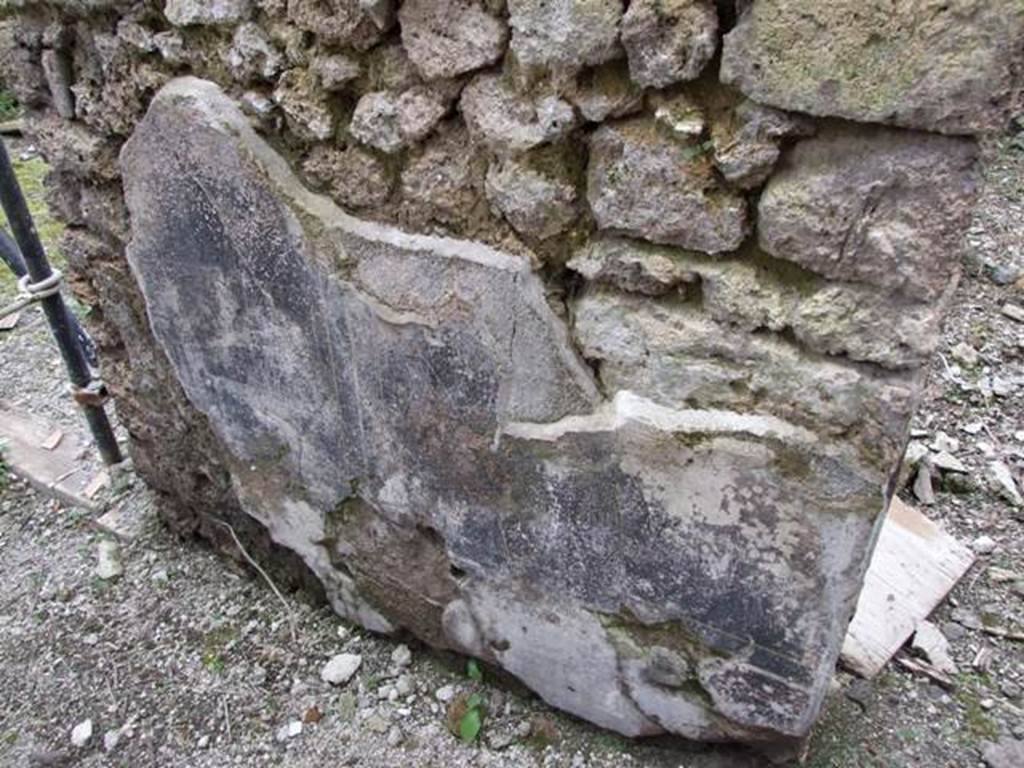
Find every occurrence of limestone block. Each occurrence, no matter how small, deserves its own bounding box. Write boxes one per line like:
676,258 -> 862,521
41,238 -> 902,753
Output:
621,0 -> 718,88
399,0 -> 508,80
587,119 -> 749,254
119,78 -> 904,747
758,126 -> 979,301
721,0 -> 1024,135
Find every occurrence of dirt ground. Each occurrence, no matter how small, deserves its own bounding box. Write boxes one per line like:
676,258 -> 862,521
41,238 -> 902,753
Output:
0,133 -> 1022,767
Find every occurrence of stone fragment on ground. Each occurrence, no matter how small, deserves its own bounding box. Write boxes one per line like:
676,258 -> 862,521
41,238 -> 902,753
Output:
95,539 -> 123,580
70,719 -> 93,748
321,653 -> 363,686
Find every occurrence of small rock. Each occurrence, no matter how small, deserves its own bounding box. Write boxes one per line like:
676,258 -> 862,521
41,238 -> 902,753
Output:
913,461 -> 936,505
963,421 -> 985,435
972,535 -> 998,555
949,342 -> 979,368
103,729 -> 120,752
196,735 -> 210,749
983,737 -> 1024,768
1002,303 -> 1024,324
508,0 -> 623,74
940,621 -> 967,643
95,539 -> 123,580
390,644 -> 413,668
930,430 -> 961,453
951,608 -> 982,630
986,263 -> 1024,286
274,68 -> 335,141
932,451 -> 968,474
486,730 -> 516,750
70,719 -> 93,748
386,725 -> 403,747
911,620 -> 958,675
435,684 -> 457,702
1001,680 -> 1022,700
321,653 -> 362,686
988,461 -> 1023,506
394,675 -> 414,697
275,720 -> 303,741
364,713 -> 390,734
460,73 -> 576,154
226,22 -> 284,82
311,54 -> 361,91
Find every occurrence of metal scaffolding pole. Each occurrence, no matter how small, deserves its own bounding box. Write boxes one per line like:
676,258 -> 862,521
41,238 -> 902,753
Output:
0,138 -> 122,465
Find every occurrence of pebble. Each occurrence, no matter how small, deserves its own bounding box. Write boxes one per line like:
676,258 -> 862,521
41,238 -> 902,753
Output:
320,653 -> 362,686
364,713 -> 390,734
435,684 -> 456,702
1001,303 -> 1024,324
1001,680 -> 1022,700
95,539 -> 124,580
386,725 -> 403,747
197,735 -> 210,748
988,461 -> 1023,506
932,451 -> 967,474
103,729 -> 120,752
913,462 -> 936,505
931,431 -> 961,453
972,535 -> 998,555
70,719 -> 93,748
983,738 -> 1024,768
275,720 -> 303,742
986,263 -> 1024,286
391,643 -> 412,668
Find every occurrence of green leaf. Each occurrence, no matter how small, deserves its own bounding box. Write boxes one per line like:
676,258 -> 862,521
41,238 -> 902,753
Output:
458,706 -> 483,744
466,659 -> 483,682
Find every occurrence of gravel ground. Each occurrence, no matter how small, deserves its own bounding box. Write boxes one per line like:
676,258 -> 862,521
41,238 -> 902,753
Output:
1,137 -> 1022,768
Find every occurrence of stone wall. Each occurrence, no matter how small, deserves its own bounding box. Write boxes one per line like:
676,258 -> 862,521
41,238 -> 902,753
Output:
1,0 -> 1020,751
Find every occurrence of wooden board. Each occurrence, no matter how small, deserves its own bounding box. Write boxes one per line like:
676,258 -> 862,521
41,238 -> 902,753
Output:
0,403 -> 101,511
841,497 -> 975,678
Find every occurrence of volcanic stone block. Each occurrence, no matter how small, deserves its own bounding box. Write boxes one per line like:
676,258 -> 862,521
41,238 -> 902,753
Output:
398,0 -> 508,80
721,0 -> 1024,135
758,126 -> 979,302
587,119 -> 749,253
119,77 -> 910,749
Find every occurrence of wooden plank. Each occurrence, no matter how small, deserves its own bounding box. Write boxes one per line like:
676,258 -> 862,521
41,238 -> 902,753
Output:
0,403 -> 100,511
841,497 -> 975,678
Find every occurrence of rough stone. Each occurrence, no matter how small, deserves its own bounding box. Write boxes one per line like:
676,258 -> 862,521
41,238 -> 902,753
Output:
350,87 -> 448,154
568,237 -> 697,297
508,0 -> 623,76
712,100 -> 814,190
311,54 -> 361,91
587,119 -> 749,253
983,738 -> 1024,768
119,77 -> 907,746
485,151 -> 578,240
399,121 -> 491,232
273,68 -> 336,141
165,0 -> 252,26
988,461 -> 1023,507
759,126 -> 979,301
70,719 -> 93,748
621,0 -> 718,88
399,0 -> 508,80
321,653 -> 363,685
303,145 -> 393,209
226,22 -> 284,83
721,0 -> 1024,135
286,0 -> 392,50
460,73 -> 576,155
566,61 -> 643,123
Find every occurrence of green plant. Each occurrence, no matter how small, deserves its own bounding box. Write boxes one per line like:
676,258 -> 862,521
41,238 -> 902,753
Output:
458,693 -> 484,744
0,88 -> 18,122
466,659 -> 483,682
